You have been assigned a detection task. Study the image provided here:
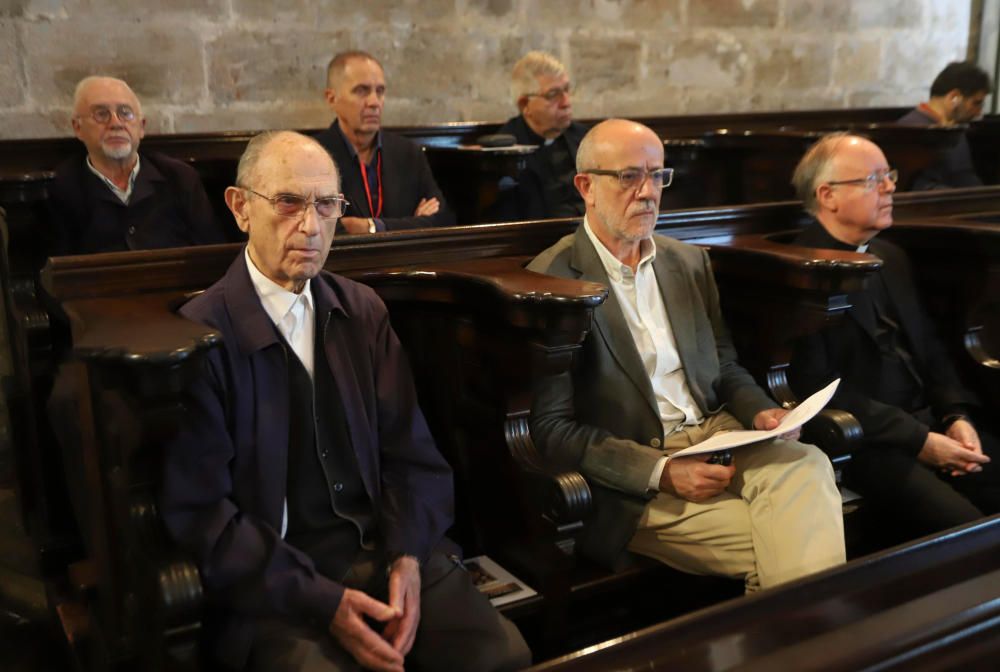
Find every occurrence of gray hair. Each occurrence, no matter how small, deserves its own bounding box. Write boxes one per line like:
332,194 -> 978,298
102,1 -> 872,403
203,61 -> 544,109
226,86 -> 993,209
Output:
236,130 -> 339,191
72,75 -> 142,115
510,51 -> 567,106
791,132 -> 857,215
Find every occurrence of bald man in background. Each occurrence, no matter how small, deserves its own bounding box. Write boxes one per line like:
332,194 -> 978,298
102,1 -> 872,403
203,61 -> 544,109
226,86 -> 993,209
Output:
49,76 -> 225,254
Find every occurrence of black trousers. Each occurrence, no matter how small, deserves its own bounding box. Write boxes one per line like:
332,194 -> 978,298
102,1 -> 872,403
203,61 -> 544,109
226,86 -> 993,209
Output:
846,424 -> 1000,538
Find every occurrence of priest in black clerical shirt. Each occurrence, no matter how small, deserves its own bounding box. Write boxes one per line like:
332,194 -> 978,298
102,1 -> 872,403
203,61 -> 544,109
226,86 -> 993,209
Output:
789,132 -> 999,538
495,51 -> 588,221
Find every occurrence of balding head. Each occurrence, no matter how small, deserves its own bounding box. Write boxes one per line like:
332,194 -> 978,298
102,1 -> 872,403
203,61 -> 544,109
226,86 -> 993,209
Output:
73,76 -> 142,117
326,50 -> 382,90
575,120 -> 666,258
226,131 -> 343,292
324,51 -> 386,142
794,132 -> 896,246
792,132 -> 856,215
576,119 -> 662,173
71,76 -> 145,165
235,130 -> 340,193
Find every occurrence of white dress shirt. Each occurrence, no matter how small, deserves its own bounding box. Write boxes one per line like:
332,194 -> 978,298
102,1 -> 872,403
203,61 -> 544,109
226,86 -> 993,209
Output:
245,247 -> 316,536
583,219 -> 704,490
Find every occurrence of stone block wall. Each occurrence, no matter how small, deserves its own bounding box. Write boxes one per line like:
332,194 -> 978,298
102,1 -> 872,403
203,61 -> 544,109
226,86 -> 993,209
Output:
0,0 -> 972,139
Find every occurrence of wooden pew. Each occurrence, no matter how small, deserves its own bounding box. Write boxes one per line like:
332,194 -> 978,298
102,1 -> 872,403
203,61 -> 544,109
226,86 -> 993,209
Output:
0,108 -> 911,176
679,124 -> 966,206
34,237 -> 870,666
5,187 -> 1000,667
880,215 -> 1000,407
528,515 -> 1000,671
965,114 -> 1000,185
0,108 -> 915,230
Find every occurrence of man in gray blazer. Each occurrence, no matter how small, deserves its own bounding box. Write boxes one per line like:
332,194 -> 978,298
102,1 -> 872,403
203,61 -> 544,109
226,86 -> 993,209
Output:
528,119 -> 845,591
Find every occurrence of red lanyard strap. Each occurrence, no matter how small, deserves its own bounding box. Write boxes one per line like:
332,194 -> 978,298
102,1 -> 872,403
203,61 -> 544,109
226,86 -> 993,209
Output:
359,150 -> 383,218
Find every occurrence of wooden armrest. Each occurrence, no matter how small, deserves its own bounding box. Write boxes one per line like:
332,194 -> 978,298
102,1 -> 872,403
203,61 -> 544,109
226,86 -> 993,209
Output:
801,408 -> 863,460
964,325 -> 1000,369
505,415 -> 591,554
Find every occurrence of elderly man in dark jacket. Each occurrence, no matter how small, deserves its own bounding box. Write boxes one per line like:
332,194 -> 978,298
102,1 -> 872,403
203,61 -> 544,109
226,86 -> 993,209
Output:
790,132 -> 999,538
49,76 -> 226,254
160,130 -> 528,672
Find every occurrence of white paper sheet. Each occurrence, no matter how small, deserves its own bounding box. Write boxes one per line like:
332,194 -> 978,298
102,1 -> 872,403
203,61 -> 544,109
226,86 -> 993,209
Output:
668,378 -> 841,458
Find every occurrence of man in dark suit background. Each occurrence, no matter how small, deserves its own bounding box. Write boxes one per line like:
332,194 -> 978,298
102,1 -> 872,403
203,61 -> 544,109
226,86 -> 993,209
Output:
496,51 -> 588,220
160,130 -> 527,671
790,132 -> 999,537
315,51 -> 455,233
528,119 -> 845,591
898,62 -> 992,189
49,76 -> 226,254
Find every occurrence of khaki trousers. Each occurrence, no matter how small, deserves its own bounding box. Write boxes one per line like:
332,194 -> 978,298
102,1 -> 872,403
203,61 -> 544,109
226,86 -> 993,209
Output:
628,412 -> 846,592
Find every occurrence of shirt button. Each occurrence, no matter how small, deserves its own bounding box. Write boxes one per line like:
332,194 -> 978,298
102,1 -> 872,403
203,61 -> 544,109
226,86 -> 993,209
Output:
333,482 -> 344,492
320,449 -> 329,458
650,438 -> 662,448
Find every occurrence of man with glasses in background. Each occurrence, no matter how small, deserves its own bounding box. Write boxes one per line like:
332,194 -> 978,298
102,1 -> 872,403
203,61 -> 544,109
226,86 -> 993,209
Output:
316,51 -> 454,233
49,76 -> 226,254
161,130 -> 529,672
898,61 -> 992,189
790,132 -> 999,538
495,51 -> 589,220
527,119 -> 845,591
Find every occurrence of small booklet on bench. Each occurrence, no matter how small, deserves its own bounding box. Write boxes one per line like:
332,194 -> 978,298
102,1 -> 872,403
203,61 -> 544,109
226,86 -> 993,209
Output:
670,378 -> 841,459
463,555 -> 537,607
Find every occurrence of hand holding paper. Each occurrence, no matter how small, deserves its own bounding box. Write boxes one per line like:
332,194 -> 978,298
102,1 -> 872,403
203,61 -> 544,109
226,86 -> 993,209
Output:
669,379 -> 841,459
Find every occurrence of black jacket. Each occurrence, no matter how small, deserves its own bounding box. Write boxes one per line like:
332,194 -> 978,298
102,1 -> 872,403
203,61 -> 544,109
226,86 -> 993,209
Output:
494,115 -> 588,221
315,121 -> 454,231
48,150 -> 225,255
789,220 -> 977,455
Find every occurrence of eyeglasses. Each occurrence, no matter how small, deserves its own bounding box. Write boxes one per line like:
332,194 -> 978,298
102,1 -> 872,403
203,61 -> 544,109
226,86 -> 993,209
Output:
245,189 -> 349,219
583,167 -> 674,190
526,82 -> 571,102
826,168 -> 898,192
79,105 -> 138,125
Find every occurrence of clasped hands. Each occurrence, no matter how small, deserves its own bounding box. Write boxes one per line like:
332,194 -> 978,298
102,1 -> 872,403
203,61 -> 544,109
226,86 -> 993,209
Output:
659,408 -> 800,502
919,419 -> 990,477
329,555 -> 420,672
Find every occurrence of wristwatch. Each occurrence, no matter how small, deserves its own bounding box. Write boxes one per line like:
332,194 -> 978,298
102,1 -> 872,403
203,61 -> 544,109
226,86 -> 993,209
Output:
367,218 -> 376,234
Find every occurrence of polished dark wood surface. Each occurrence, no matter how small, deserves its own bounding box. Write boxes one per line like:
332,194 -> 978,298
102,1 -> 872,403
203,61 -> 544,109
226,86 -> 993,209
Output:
0,107 -> 925,226
529,515 -> 1000,671
0,107 -> 910,174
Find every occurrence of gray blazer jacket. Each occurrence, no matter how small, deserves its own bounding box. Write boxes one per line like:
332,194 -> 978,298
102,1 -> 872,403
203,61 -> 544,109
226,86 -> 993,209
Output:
527,225 -> 774,567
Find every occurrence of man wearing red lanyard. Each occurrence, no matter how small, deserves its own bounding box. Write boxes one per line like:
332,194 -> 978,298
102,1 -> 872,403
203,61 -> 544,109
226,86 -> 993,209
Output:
317,51 -> 455,233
